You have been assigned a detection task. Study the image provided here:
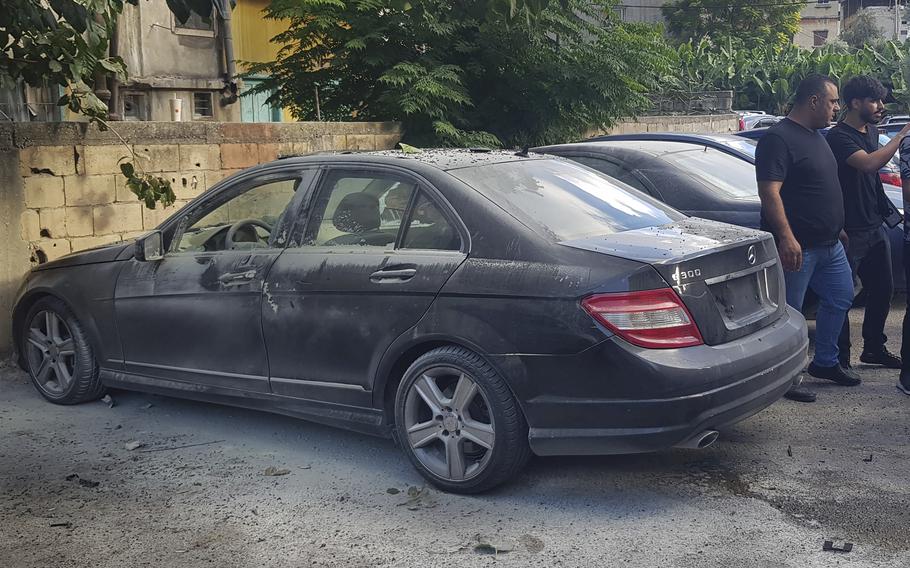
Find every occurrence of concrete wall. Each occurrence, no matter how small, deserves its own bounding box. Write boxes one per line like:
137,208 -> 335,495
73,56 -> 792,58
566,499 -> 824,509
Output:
0,121 -> 402,356
586,114 -> 739,138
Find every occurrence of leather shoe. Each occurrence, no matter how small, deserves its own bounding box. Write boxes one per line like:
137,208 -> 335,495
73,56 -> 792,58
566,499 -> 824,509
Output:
807,362 -> 861,386
784,386 -> 817,402
860,349 -> 902,369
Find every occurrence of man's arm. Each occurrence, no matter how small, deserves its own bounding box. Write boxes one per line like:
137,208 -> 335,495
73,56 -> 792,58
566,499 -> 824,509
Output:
758,180 -> 802,271
845,122 -> 910,173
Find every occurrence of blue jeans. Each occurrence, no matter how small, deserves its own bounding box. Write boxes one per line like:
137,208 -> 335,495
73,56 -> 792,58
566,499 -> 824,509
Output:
785,242 -> 854,367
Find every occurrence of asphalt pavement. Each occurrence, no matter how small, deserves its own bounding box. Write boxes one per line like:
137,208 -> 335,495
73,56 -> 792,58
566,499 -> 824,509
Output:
1,302 -> 909,567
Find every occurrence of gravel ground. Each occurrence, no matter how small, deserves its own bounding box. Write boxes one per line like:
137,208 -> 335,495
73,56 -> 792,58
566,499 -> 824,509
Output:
2,304 -> 910,567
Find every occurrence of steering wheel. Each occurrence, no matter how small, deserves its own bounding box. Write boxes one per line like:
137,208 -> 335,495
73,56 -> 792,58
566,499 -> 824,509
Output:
225,219 -> 273,250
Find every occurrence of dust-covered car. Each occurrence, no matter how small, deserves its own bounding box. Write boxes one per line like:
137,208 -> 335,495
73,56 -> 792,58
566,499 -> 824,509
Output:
12,149 -> 807,493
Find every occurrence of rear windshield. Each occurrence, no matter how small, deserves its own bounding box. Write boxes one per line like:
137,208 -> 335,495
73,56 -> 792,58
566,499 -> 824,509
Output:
657,147 -> 759,200
449,159 -> 682,241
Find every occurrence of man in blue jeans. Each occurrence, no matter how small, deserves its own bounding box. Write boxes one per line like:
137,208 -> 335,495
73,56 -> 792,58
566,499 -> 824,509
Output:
756,74 -> 861,403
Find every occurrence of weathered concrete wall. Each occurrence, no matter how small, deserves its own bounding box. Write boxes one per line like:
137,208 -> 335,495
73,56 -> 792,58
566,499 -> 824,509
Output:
0,142 -> 32,360
587,114 -> 740,138
0,121 -> 402,356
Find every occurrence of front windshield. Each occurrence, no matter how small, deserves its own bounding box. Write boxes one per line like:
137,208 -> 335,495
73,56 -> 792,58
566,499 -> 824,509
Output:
449,159 -> 682,242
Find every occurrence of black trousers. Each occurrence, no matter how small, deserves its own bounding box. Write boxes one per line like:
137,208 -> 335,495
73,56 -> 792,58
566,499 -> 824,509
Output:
901,241 -> 910,371
838,226 -> 893,363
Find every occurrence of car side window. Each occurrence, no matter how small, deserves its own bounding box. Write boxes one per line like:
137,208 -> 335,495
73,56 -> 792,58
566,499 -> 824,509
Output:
401,192 -> 462,251
302,171 -> 415,248
171,178 -> 300,253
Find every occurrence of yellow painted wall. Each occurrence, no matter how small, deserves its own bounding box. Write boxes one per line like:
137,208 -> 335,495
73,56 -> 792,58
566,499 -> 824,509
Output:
233,0 -> 289,66
233,0 -> 294,121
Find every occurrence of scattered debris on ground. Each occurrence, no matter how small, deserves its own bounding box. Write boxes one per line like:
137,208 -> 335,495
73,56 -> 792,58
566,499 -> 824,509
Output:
263,466 -> 290,477
823,540 -> 854,553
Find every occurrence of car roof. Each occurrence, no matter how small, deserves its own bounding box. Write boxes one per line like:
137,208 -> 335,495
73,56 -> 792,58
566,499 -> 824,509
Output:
267,148 -> 541,172
570,133 -> 756,161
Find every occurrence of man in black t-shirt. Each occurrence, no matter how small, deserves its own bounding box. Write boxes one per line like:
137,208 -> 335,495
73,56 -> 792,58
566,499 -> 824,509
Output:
827,76 -> 910,372
756,74 -> 860,403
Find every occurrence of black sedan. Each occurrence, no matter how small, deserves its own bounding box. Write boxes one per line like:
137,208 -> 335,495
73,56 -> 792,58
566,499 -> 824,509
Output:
538,137 -> 906,292
12,150 -> 807,493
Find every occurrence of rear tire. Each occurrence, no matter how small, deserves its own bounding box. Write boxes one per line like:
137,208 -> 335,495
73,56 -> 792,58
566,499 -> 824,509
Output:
393,346 -> 531,494
20,297 -> 105,405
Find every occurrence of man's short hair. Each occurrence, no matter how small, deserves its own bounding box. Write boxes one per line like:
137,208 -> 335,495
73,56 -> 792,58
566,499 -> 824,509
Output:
842,75 -> 888,107
794,74 -> 836,105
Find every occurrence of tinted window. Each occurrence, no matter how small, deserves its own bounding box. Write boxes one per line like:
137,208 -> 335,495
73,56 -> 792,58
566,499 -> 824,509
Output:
401,192 -> 461,251
717,138 -> 757,159
302,172 -> 415,248
450,159 -> 681,242
172,178 -> 299,253
570,156 -> 658,197
657,148 -> 759,200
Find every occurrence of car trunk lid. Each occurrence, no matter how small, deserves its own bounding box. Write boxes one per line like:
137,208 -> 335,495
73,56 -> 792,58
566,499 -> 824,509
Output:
563,218 -> 786,346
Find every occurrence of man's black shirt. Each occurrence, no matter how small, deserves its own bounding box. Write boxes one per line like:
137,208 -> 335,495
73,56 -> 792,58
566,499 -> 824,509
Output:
826,121 -> 886,231
755,118 -> 845,247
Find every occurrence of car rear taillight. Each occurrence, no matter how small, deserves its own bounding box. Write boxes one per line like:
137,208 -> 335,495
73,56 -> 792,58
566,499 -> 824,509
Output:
581,288 -> 704,349
880,171 -> 901,186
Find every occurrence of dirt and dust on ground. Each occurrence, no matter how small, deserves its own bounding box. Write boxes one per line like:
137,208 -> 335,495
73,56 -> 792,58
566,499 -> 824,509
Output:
2,306 -> 910,567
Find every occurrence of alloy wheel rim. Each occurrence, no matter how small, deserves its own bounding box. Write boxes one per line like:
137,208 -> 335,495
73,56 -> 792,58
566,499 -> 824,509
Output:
403,366 -> 495,482
25,310 -> 76,395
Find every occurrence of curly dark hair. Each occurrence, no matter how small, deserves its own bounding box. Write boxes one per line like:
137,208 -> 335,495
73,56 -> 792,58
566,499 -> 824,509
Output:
842,75 -> 888,108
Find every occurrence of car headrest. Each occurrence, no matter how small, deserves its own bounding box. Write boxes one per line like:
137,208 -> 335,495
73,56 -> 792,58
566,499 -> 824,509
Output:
333,193 -> 380,233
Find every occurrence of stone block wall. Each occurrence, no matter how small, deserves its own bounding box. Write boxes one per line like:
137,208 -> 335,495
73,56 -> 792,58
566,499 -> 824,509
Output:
586,114 -> 739,138
0,121 -> 403,354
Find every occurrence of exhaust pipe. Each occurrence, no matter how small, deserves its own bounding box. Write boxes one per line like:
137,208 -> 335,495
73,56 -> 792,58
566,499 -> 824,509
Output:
676,430 -> 719,449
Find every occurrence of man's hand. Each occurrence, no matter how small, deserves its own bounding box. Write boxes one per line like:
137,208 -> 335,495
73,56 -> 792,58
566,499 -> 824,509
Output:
839,230 -> 849,250
778,236 -> 802,272
898,122 -> 910,141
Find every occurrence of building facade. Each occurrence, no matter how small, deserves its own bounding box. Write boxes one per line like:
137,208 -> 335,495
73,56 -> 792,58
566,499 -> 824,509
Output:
794,0 -> 842,48
2,0 -> 292,124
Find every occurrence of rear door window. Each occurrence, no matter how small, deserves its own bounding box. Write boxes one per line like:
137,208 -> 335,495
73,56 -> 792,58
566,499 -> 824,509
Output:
449,159 -> 682,242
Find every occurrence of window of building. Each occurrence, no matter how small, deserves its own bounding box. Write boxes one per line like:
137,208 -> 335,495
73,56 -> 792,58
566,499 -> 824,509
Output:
193,93 -> 214,119
813,30 -> 829,46
173,10 -> 215,36
122,93 -> 149,121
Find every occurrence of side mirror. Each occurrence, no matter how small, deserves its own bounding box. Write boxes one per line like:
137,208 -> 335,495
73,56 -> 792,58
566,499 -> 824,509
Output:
135,231 -> 164,262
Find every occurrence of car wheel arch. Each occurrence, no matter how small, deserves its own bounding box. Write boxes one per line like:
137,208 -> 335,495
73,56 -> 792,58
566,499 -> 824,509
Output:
13,290 -> 103,370
375,336 -> 528,432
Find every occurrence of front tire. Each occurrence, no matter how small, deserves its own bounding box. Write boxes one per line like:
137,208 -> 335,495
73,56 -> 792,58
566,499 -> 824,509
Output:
394,346 -> 531,493
20,297 -> 105,404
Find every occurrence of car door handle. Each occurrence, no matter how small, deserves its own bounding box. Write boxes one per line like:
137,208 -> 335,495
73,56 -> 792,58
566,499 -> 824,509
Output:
369,268 -> 417,283
218,270 -> 257,285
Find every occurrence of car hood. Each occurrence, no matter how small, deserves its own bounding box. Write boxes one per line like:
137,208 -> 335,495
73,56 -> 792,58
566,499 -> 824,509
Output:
34,241 -> 133,271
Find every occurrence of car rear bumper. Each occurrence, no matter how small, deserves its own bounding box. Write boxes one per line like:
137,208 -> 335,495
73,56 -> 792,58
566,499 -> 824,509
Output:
496,307 -> 807,456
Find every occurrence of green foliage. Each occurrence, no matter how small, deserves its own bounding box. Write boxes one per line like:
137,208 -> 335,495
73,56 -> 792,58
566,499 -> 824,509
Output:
661,0 -> 801,49
840,9 -> 885,49
120,160 -> 177,210
666,37 -> 910,115
247,0 -> 673,147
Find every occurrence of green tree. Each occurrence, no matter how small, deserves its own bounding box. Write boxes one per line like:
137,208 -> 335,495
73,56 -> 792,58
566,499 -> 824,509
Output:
247,0 -> 673,147
661,0 -> 800,49
840,9 -> 885,49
